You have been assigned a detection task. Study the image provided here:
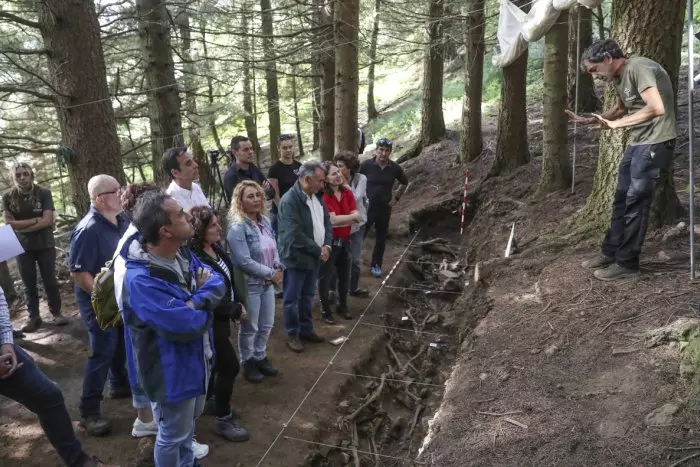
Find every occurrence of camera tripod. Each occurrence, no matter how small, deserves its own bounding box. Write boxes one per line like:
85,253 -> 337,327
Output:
206,149 -> 230,212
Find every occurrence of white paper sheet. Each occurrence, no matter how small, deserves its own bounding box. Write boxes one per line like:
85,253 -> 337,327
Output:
0,225 -> 24,262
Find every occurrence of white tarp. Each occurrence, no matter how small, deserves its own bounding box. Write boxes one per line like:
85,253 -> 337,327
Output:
492,0 -> 604,68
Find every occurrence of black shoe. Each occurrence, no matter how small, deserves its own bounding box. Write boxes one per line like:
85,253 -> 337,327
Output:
322,312 -> 336,325
299,332 -> 325,343
349,288 -> 370,297
256,357 -> 278,376
243,360 -> 264,383
336,305 -> 352,320
21,316 -> 42,333
287,336 -> 304,353
79,416 -> 112,437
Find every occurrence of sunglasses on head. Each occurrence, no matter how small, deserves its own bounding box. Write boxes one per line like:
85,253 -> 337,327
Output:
376,138 -> 393,148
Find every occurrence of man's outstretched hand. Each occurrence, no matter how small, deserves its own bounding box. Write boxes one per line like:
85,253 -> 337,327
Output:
565,110 -> 598,125
590,113 -> 618,130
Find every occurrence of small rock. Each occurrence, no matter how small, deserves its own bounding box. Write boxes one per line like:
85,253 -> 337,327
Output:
544,345 -> 559,357
658,251 -> 672,261
645,402 -> 681,426
557,383 -> 564,389
479,372 -> 488,381
530,348 -> 541,354
426,314 -> 440,325
338,400 -> 350,410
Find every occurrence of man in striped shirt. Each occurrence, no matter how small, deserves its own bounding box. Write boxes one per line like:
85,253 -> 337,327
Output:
0,286 -> 114,466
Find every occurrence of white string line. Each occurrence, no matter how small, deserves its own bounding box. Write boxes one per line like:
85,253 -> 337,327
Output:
255,228 -> 422,467
332,371 -> 447,388
359,322 -> 454,338
383,285 -> 463,295
283,435 -> 412,462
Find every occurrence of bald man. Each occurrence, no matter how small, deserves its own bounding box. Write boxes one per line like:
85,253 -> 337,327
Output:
69,175 -> 131,437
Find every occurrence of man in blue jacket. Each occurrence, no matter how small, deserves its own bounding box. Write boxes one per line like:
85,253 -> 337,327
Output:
277,161 -> 332,353
122,191 -> 228,467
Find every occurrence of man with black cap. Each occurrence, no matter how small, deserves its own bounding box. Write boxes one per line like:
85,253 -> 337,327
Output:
360,138 -> 409,278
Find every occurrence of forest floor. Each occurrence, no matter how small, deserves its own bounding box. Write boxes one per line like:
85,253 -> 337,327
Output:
4,89 -> 700,467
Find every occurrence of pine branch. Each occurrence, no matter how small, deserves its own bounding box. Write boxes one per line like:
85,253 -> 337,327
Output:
0,11 -> 41,29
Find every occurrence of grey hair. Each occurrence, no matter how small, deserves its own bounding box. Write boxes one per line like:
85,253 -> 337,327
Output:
297,161 -> 325,180
88,174 -> 119,203
581,39 -> 627,72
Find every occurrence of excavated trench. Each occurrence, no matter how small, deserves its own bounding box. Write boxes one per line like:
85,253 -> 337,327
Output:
304,210 -> 475,467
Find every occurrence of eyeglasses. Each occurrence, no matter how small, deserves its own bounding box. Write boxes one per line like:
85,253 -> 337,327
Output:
97,189 -> 120,197
376,138 -> 393,148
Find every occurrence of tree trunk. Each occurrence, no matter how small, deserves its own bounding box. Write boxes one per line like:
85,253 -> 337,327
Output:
366,0 -> 381,121
136,0 -> 183,184
460,0 -> 485,163
176,11 -> 210,194
260,0 -> 281,163
312,69 -> 321,151
241,5 -> 261,159
317,0 -> 335,161
334,0 -> 360,153
577,0 -> 684,233
37,0 -> 124,215
567,6 -> 597,113
420,0 -> 446,145
596,4 -> 605,40
199,21 -> 226,157
492,51 -> 529,173
537,10 -> 571,195
292,65 -> 305,158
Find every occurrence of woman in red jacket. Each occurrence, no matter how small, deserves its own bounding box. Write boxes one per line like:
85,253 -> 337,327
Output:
318,161 -> 360,324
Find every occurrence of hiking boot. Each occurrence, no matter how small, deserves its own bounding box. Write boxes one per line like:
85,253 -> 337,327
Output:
287,336 -> 304,353
349,288 -> 370,297
79,416 -> 112,437
581,254 -> 614,269
336,305 -> 352,320
131,417 -> 158,438
21,316 -> 42,333
322,312 -> 336,325
81,456 -> 119,467
192,438 -> 208,459
214,413 -> 250,442
107,386 -> 132,399
243,360 -> 264,383
50,312 -> 69,326
593,263 -> 640,281
370,266 -> 382,278
299,332 -> 325,343
256,357 -> 278,376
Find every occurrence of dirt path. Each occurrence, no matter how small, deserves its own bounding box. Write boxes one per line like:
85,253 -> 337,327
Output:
0,239 -> 412,467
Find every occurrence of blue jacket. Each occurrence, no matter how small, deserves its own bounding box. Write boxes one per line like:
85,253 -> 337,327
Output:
277,182 -> 332,270
227,214 -> 284,287
121,232 -> 226,405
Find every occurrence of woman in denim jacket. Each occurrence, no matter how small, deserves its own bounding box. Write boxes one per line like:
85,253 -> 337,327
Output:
227,181 -> 284,383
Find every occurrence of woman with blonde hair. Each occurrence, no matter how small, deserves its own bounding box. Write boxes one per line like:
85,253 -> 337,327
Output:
227,181 -> 283,383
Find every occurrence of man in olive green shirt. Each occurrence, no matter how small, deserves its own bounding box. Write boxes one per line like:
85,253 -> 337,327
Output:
567,39 -> 676,281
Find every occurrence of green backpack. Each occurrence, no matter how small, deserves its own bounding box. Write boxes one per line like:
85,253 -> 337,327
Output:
91,256 -> 123,330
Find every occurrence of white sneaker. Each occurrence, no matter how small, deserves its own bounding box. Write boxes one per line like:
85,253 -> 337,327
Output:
192,438 -> 209,459
131,418 -> 158,438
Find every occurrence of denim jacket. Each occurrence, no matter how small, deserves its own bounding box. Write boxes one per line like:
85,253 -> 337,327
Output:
226,214 -> 284,287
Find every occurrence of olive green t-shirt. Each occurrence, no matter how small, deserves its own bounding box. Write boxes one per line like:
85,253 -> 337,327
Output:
615,56 -> 676,146
1,185 -> 55,250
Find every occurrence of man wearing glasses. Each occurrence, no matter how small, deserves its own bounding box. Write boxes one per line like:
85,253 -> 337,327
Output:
70,175 -> 130,437
360,138 -> 409,277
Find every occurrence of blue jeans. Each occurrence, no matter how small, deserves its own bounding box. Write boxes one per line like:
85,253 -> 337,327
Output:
151,395 -> 206,467
239,283 -> 275,363
77,292 -> 128,418
0,346 -> 89,466
283,267 -> 318,336
349,227 -> 365,291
